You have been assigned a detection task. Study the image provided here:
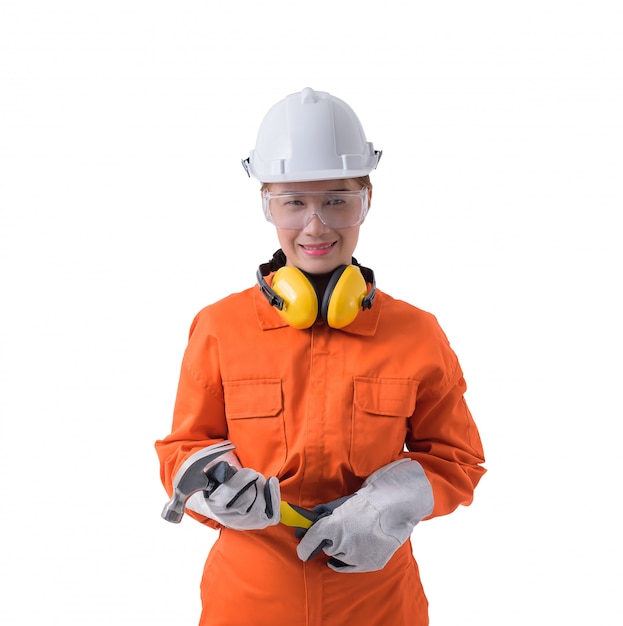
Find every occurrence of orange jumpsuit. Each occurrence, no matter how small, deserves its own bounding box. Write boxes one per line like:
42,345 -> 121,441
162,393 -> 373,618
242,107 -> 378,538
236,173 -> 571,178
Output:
156,279 -> 486,626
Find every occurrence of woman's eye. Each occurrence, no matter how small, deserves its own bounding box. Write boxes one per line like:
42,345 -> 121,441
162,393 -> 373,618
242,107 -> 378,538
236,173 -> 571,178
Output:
327,198 -> 345,206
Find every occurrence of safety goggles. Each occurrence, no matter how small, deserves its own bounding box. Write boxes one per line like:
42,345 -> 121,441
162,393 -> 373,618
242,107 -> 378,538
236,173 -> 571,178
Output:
262,188 -> 369,230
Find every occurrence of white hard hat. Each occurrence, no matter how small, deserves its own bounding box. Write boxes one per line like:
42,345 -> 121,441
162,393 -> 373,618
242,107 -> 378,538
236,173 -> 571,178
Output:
242,87 -> 382,183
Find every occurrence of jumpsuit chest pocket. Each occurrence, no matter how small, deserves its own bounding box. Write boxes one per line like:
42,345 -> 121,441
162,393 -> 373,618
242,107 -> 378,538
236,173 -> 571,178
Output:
223,379 -> 286,477
350,377 -> 419,477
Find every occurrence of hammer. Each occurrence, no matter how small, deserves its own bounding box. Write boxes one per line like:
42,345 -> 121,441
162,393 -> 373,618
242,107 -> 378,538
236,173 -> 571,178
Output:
161,441 -> 318,528
161,440 -> 237,523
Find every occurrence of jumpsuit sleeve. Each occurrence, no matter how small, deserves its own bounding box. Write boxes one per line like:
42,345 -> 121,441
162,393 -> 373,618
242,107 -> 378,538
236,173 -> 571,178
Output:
154,311 -> 228,529
402,343 -> 486,519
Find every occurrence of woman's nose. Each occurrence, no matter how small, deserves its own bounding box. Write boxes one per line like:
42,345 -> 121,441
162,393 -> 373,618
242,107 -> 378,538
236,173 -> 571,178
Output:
302,212 -> 330,234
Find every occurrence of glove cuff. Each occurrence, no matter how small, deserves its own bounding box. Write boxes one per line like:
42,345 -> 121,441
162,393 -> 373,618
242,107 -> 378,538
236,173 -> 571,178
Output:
359,459 -> 434,543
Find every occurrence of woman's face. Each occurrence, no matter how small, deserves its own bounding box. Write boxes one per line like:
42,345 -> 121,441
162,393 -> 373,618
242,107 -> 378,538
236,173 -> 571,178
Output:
267,178 -> 371,275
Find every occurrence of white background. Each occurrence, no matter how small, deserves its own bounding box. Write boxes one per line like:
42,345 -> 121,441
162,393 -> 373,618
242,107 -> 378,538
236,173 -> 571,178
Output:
1,1 -> 621,624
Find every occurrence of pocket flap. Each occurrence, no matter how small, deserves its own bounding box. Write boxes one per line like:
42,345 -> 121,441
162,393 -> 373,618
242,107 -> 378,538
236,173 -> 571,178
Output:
354,377 -> 418,417
224,379 -> 282,419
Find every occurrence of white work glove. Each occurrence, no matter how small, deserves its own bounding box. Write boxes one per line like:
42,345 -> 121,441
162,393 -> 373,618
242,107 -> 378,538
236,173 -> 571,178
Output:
186,453 -> 281,530
296,459 -> 434,573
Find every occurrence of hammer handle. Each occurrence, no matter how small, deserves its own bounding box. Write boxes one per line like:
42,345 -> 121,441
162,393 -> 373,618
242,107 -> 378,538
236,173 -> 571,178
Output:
202,461 -> 350,567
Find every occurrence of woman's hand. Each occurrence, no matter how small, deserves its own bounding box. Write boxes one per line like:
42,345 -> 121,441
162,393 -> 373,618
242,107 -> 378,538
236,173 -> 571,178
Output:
188,466 -> 281,530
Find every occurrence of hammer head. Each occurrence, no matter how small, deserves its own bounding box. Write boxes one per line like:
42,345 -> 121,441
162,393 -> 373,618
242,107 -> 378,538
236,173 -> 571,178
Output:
161,440 -> 236,523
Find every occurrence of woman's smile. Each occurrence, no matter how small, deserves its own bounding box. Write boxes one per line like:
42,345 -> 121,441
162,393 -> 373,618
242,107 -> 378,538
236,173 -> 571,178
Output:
299,241 -> 337,256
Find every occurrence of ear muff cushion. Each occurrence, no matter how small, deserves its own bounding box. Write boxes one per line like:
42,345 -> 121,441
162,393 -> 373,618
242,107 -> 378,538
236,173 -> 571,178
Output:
322,265 -> 367,329
271,267 -> 319,329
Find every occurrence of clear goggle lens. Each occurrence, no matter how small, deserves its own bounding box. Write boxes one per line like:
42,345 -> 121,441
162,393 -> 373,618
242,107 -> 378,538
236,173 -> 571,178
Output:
262,188 -> 369,229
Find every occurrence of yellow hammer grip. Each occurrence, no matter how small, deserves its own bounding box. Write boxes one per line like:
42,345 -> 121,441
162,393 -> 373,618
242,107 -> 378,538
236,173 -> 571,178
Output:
279,501 -> 317,529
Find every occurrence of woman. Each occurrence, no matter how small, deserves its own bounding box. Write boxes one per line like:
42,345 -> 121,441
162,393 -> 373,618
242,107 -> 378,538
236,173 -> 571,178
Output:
156,87 -> 486,626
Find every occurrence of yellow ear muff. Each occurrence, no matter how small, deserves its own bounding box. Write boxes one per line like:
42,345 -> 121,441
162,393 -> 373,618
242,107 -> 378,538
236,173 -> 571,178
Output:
324,265 -> 368,329
271,267 -> 319,329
